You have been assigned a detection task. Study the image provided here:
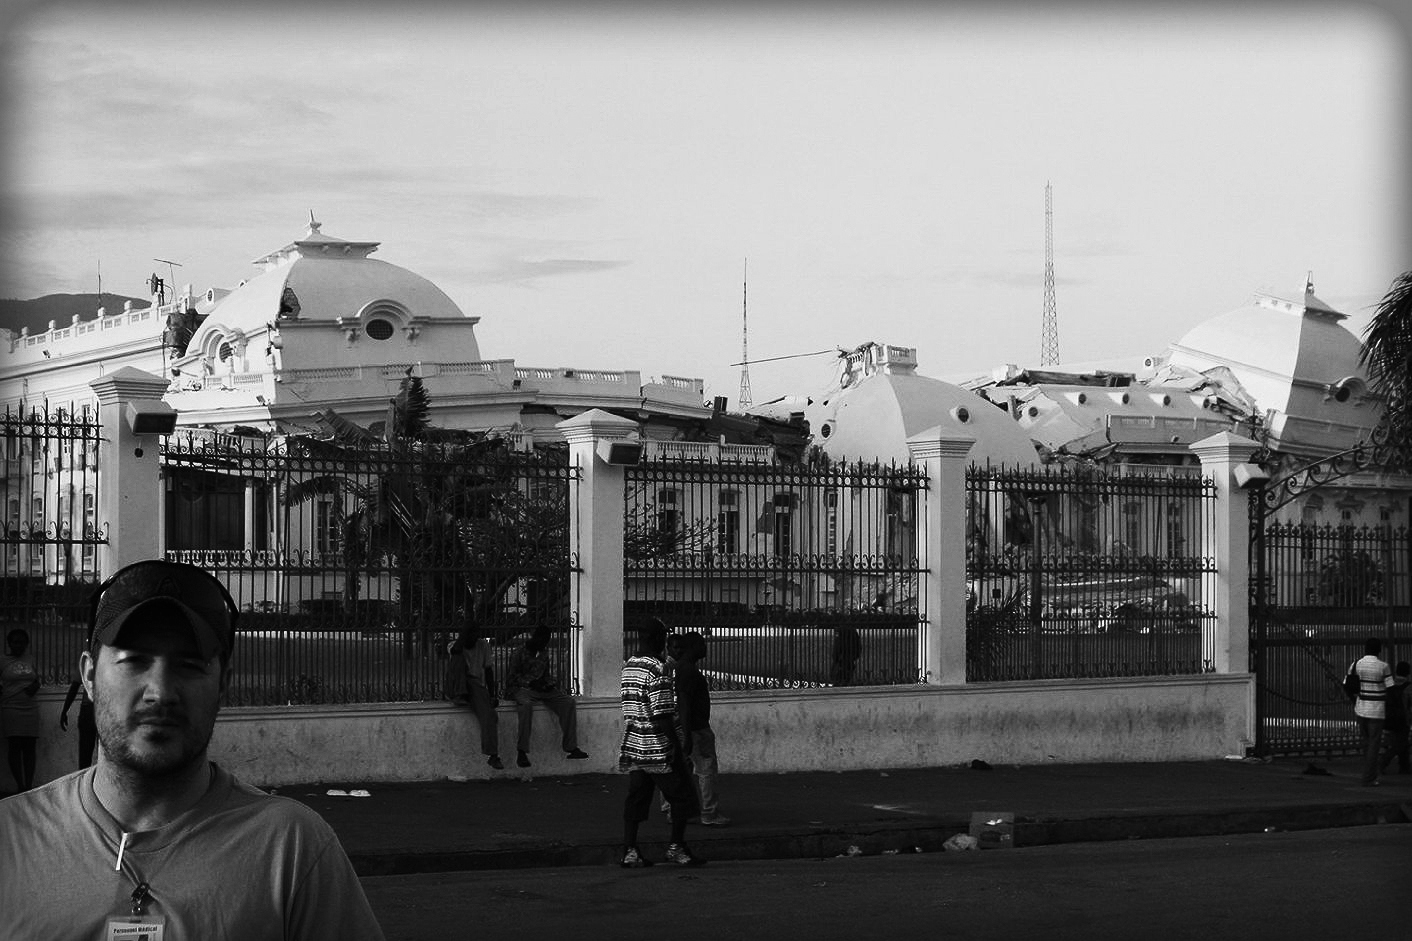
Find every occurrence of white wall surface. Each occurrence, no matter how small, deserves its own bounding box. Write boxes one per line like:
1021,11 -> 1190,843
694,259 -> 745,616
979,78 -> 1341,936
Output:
18,674 -> 1251,789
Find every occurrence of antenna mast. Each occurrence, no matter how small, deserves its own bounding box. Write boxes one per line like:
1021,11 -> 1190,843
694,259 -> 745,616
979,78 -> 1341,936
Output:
1041,182 -> 1060,367
738,259 -> 753,408
154,257 -> 183,306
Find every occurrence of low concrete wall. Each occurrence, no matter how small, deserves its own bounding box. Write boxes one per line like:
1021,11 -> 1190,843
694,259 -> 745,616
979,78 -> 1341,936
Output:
14,675 -> 1253,789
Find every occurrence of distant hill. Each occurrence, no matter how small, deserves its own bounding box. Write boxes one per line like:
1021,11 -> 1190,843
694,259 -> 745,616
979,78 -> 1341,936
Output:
0,293 -> 150,336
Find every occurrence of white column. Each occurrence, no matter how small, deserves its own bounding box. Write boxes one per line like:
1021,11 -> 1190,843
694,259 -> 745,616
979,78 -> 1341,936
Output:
907,428 -> 975,686
1191,431 -> 1261,675
89,368 -> 171,574
556,409 -> 639,698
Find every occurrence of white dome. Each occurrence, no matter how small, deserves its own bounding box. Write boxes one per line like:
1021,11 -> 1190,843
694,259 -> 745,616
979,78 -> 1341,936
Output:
807,351 -> 1038,467
1167,287 -> 1365,415
187,221 -> 474,356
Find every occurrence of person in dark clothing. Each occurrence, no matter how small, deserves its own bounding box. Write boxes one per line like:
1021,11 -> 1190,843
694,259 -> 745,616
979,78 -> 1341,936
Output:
1,628 -> 41,791
449,623 -> 504,770
1380,660 -> 1411,775
505,626 -> 588,767
830,625 -> 862,686
59,678 -> 98,768
676,631 -> 729,826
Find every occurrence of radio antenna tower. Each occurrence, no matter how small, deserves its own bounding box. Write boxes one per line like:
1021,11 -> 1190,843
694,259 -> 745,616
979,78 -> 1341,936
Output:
738,258 -> 753,408
1041,182 -> 1060,367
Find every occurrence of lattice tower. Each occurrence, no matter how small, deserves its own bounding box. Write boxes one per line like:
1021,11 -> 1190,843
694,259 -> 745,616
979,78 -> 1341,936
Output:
1041,182 -> 1060,367
738,259 -> 753,408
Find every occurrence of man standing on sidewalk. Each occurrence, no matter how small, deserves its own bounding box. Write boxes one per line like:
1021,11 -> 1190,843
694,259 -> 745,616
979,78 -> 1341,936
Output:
1350,637 -> 1395,787
1378,660 -> 1410,776
618,618 -> 705,868
678,631 -> 730,826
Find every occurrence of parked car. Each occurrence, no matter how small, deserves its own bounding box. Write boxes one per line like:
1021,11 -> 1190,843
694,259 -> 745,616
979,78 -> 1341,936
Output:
968,575 -> 1203,634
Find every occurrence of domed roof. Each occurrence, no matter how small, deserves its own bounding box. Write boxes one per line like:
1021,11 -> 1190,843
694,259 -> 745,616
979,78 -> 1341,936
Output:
1167,282 -> 1366,415
806,344 -> 1039,466
189,219 -> 471,339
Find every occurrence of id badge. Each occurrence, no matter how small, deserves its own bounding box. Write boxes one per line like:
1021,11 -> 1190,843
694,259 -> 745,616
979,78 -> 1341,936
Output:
105,914 -> 167,940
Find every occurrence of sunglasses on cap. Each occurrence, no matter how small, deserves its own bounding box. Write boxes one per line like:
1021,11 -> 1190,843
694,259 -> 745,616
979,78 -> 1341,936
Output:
87,560 -> 240,661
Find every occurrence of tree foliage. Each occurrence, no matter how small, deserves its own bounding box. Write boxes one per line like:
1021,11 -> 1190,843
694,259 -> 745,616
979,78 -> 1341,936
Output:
283,373 -> 570,627
1360,270 -> 1412,457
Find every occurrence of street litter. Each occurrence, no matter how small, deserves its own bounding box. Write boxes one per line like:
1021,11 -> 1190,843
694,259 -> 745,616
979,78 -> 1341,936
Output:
969,811 -> 1014,849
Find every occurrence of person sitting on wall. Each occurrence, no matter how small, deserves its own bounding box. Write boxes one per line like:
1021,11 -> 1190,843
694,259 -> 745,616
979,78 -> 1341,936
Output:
449,622 -> 505,770
505,625 -> 589,768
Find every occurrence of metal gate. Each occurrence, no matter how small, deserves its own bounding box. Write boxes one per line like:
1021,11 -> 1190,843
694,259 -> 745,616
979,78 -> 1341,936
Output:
0,403 -> 106,685
160,429 -> 579,705
1250,434 -> 1412,756
623,451 -> 929,690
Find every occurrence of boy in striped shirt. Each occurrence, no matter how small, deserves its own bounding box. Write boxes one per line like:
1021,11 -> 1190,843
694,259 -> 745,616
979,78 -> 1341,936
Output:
618,618 -> 706,868
1350,637 -> 1395,786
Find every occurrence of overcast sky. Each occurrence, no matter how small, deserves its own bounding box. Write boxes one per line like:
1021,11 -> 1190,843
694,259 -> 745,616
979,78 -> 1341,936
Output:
1,1 -> 1407,406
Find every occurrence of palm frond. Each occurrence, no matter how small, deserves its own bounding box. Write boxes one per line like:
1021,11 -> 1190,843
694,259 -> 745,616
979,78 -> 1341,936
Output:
282,474 -> 345,506
1360,270 -> 1412,440
312,409 -> 381,446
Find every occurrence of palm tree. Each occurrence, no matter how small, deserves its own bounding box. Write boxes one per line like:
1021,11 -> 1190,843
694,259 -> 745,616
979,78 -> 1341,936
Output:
283,372 -> 571,642
1359,270 -> 1412,466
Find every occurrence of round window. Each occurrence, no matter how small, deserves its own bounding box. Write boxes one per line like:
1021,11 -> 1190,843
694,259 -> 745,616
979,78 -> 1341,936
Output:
365,319 -> 395,340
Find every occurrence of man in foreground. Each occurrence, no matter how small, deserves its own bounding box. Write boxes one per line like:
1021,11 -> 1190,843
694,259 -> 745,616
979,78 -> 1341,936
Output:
0,559 -> 386,939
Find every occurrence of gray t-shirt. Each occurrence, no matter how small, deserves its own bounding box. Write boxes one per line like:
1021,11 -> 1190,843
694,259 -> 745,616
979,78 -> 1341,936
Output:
0,763 -> 386,940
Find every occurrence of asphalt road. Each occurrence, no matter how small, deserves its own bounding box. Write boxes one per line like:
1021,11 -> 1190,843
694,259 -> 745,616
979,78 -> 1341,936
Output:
363,825 -> 1412,940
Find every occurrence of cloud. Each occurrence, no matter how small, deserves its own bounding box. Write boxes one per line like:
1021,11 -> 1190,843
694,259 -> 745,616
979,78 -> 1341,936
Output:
474,257 -> 630,285
1061,236 -> 1133,258
922,266 -> 1091,290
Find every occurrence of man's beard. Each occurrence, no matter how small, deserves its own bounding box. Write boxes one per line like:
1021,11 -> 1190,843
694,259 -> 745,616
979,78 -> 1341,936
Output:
91,682 -> 215,778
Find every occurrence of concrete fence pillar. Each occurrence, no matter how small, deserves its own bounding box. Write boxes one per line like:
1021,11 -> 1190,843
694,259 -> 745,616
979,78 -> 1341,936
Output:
557,409 -> 638,698
89,367 -> 171,574
907,428 -> 975,686
1191,431 -> 1261,675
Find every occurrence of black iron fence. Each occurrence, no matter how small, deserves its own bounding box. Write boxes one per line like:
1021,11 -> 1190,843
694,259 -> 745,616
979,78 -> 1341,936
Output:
0,403 -> 105,685
161,431 -> 579,706
624,454 -> 929,689
1252,519 -> 1411,755
965,463 -> 1218,681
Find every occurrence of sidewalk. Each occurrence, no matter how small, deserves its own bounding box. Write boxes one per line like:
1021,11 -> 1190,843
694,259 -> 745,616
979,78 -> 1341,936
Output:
283,755 -> 1412,876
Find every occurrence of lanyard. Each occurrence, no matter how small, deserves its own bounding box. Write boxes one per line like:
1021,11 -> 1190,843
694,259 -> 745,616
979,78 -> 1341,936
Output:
115,832 -> 155,914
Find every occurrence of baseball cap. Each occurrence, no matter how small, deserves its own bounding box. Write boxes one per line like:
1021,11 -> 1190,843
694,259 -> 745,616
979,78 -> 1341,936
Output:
89,560 -> 236,660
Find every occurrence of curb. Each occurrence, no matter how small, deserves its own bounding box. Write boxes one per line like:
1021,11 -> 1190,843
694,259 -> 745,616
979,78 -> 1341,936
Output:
347,801 -> 1412,877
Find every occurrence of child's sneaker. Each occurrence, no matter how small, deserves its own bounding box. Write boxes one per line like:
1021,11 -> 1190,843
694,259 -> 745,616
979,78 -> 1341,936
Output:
665,843 -> 707,867
620,847 -> 653,868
